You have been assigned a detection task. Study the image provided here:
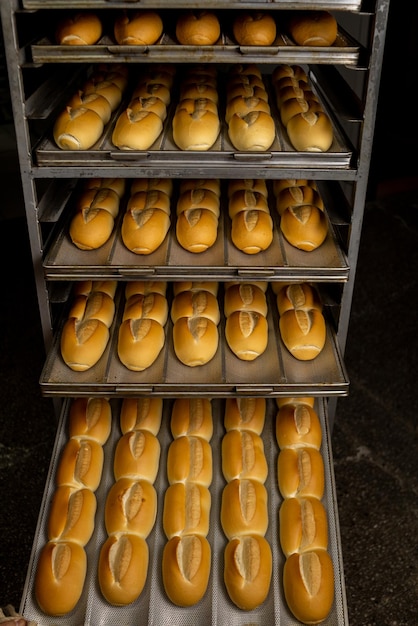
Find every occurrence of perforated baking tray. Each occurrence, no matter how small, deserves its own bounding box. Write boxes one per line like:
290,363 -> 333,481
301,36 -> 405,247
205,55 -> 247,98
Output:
19,397 -> 349,625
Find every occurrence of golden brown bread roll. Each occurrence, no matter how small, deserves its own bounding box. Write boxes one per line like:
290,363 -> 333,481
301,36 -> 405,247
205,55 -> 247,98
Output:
67,90 -> 112,124
280,204 -> 328,251
232,11 -> 277,46
73,279 -> 117,299
287,10 -> 338,47
224,397 -> 266,434
53,106 -> 104,151
221,478 -> 269,540
275,184 -> 324,216
166,435 -> 213,487
83,77 -> 123,111
122,292 -> 169,326
56,438 -> 104,491
127,94 -> 168,121
228,110 -> 275,152
131,177 -> 173,196
104,477 -> 157,539
120,397 -> 163,435
176,10 -> 221,45
276,282 -> 323,315
121,207 -> 171,255
228,189 -> 269,219
124,280 -> 168,299
277,447 -> 325,499
171,289 -> 220,325
163,482 -> 211,539
279,496 -> 328,558
98,533 -> 149,605
69,194 -> 119,251
276,396 -> 315,409
224,535 -> 272,610
179,178 -> 221,197
231,209 -> 274,254
35,540 -> 87,615
131,80 -> 171,106
170,398 -> 213,441
286,110 -> 334,152
176,187 -> 220,218
279,308 -> 326,360
176,208 -> 219,253
173,316 -> 219,367
227,178 -> 268,198
224,282 -> 268,318
47,486 -> 97,546
113,430 -> 161,482
272,64 -> 308,83
283,549 -> 335,623
173,103 -> 220,151
225,95 -> 271,125
162,534 -> 211,607
67,291 -> 115,329
84,177 -> 126,198
276,403 -> 322,450
114,10 -> 163,45
272,178 -> 315,196
55,12 -> 103,45
173,281 -> 219,297
118,318 -> 165,371
225,310 -> 269,361
280,96 -> 323,127
68,397 -> 112,445
112,108 -> 164,151
221,429 -> 268,483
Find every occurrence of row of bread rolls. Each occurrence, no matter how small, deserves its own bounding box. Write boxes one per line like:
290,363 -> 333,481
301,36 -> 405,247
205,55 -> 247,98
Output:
226,64 -> 275,151
98,397 -> 162,605
121,178 -> 172,254
54,64 -> 129,150
274,282 -> 326,361
227,179 -> 274,254
173,65 -> 221,151
221,398 -> 272,610
272,178 -> 328,251
162,399 -> 214,606
60,280 -> 118,371
176,179 -> 221,253
35,398 -> 112,616
224,282 -> 269,361
117,281 -> 168,371
275,397 -> 334,623
272,64 -> 334,152
112,65 -> 175,150
171,281 -> 220,367
69,178 -> 126,250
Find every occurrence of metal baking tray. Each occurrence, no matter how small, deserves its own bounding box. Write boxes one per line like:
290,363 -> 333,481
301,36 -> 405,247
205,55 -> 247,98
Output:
43,183 -> 349,282
19,397 -> 349,626
39,286 -> 349,398
31,29 -> 360,67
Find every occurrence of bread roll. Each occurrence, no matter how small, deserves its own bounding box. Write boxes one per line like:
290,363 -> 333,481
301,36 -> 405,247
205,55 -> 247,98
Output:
173,105 -> 220,151
272,64 -> 308,83
280,96 -> 323,127
225,280 -> 268,293
73,279 -> 117,299
224,283 -> 267,317
128,94 -> 167,121
120,397 -> 163,435
170,398 -> 213,440
176,208 -> 218,253
224,535 -> 272,610
162,535 -> 211,606
53,106 -> 104,151
47,486 -> 97,546
276,396 -> 315,409
231,209 -> 274,254
67,291 -> 115,328
286,111 -> 334,152
113,430 -> 161,482
69,204 -> 115,251
221,430 -> 268,483
84,177 -> 126,198
163,482 -> 211,539
55,12 -> 102,45
229,63 -> 263,80
166,435 -> 213,487
228,189 -> 269,219
173,316 -> 219,367
176,10 -> 221,45
98,533 -> 149,605
179,178 -> 221,197
232,12 -> 277,46
131,177 -> 173,196
287,10 -> 338,47
68,90 -> 112,124
276,282 -> 323,315
123,292 -> 169,325
171,290 -> 220,325
176,188 -> 220,218
277,447 -> 325,499
227,178 -> 268,198
114,10 -> 163,45
118,318 -> 165,371
225,310 -> 268,361
104,477 -> 157,538
281,204 -> 328,251
272,178 -> 314,196
68,397 -> 112,444
131,81 -> 171,106
83,78 -> 123,111
125,280 -> 167,299
121,207 -> 170,255
221,478 -> 268,540
173,281 -> 219,297
225,95 -> 271,125
275,184 -> 324,215
227,83 -> 268,103
283,549 -> 335,623
179,84 -> 219,105
224,397 -> 266,434
280,496 -> 328,557
276,403 -> 322,450
279,308 -> 326,360
35,541 -> 87,615
56,438 -> 104,491
112,108 -> 163,150
228,110 -> 275,152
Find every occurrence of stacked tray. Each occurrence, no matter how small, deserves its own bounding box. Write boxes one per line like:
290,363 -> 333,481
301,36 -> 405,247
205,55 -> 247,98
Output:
19,397 -> 349,626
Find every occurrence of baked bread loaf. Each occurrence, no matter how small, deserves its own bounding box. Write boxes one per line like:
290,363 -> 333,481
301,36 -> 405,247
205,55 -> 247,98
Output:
170,398 -> 213,441
112,108 -> 163,150
287,10 -> 338,47
121,206 -> 170,255
221,478 -> 268,540
228,110 -> 275,152
67,90 -> 112,124
113,430 -> 161,483
176,10 -> 221,45
228,189 -> 269,219
173,281 -> 219,297
176,208 -> 219,253
225,310 -> 269,361
276,403 -> 322,450
56,438 -> 104,491
224,397 -> 266,434
276,396 -> 315,409
224,535 -> 272,611
47,485 -> 97,546
82,76 -> 123,111
114,10 -> 163,45
166,435 -> 213,487
118,318 -> 165,371
277,447 -> 325,499
176,187 -> 220,217
275,184 -> 324,215
232,11 -> 277,46
173,102 -> 220,151
283,549 -> 335,623
163,482 -> 211,539
104,477 -> 157,538
171,290 -> 220,325
279,496 -> 328,557
68,397 -> 112,444
69,187 -> 120,250
173,316 -> 219,367
279,308 -> 326,360
120,397 -> 163,435
55,12 -> 103,45
124,280 -> 168,299
281,204 -> 328,251
227,178 -> 268,198
122,292 -> 169,326
286,110 -> 334,152
162,534 -> 211,606
231,209 -> 274,254
131,177 -> 173,196
84,177 -> 126,198
224,282 -> 268,317
276,282 -> 323,315
53,106 -> 104,151
221,429 -> 268,483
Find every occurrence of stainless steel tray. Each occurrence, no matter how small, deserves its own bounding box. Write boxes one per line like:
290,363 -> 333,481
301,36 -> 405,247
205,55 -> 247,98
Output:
19,397 -> 349,626
39,287 -> 349,397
